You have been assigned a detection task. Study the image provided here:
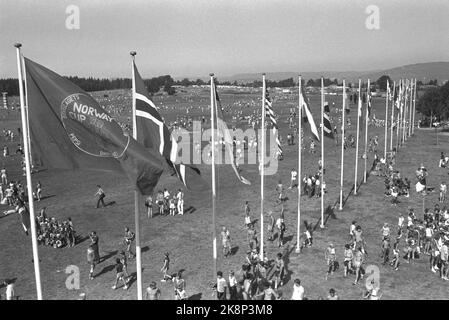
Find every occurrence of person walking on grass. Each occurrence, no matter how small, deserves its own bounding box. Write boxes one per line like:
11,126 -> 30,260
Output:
325,243 -> 337,280
87,244 -> 96,280
35,181 -> 42,201
221,226 -> 231,258
161,252 -> 171,282
273,252 -> 285,289
244,201 -> 251,228
214,271 -> 228,300
173,271 -> 187,300
145,195 -> 153,219
267,211 -> 275,241
112,258 -> 129,290
119,250 -> 130,282
94,185 -> 106,208
123,227 -> 135,259
89,231 -> 100,264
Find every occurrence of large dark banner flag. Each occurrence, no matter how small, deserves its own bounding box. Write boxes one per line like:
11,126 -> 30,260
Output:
132,62 -> 208,191
24,58 -> 164,195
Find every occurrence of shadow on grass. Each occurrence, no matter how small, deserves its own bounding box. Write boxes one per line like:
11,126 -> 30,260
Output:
105,201 -> 116,207
76,235 -> 90,245
100,250 -> 118,263
95,264 -> 115,278
230,246 -> 239,255
127,268 -> 146,289
184,206 -> 196,214
188,292 -> 203,300
141,246 -> 150,253
38,194 -> 56,201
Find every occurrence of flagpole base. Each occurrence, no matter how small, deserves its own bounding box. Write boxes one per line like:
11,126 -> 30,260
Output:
295,247 -> 301,254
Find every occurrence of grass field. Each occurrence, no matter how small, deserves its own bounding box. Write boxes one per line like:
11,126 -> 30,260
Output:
0,87 -> 448,300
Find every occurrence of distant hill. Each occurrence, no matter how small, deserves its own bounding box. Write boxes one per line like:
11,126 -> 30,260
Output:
183,62 -> 449,84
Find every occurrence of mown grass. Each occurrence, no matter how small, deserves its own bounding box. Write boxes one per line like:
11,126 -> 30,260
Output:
0,88 -> 448,300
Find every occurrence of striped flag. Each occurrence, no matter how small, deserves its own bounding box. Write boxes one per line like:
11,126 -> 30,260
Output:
264,88 -> 283,156
132,61 -> 208,191
212,79 -> 251,185
323,102 -> 334,139
2,92 -> 7,109
299,85 -> 320,141
367,86 -> 372,117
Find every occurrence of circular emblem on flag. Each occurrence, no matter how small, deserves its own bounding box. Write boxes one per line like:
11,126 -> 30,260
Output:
60,93 -> 120,158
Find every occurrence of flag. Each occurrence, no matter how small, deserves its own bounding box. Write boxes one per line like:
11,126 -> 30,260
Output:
358,93 -> 363,118
344,90 -> 350,114
213,80 -> 251,185
367,86 -> 372,117
323,102 -> 334,139
264,88 -> 283,156
299,85 -> 320,141
19,204 -> 30,235
395,83 -> 402,110
132,62 -> 208,191
24,57 -> 164,195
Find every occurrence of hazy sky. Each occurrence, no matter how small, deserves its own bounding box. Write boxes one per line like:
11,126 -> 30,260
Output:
1,0 -> 449,78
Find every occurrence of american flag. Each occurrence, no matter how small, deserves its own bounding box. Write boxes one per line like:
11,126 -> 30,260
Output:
264,89 -> 283,156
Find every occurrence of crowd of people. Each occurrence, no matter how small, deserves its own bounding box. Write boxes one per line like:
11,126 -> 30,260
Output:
145,188 -> 185,218
36,210 -> 77,248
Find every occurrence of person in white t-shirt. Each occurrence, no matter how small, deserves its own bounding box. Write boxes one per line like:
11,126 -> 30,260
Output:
176,189 -> 184,215
291,279 -> 304,300
215,271 -> 228,300
289,169 -> 298,189
1,167 -> 7,185
4,279 -> 15,300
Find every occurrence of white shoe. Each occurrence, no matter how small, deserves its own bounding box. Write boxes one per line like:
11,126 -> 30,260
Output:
431,268 -> 436,273
112,285 -> 117,290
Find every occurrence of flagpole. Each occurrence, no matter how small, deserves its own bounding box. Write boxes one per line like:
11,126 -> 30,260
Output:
390,81 -> 395,151
384,80 -> 389,159
402,79 -> 408,144
339,80 -> 346,210
354,79 -> 361,196
130,51 -> 143,300
210,73 -> 218,281
408,79 -> 413,137
15,43 -> 43,300
363,79 -> 369,183
320,77 -> 324,229
412,78 -> 416,135
260,73 -> 266,259
296,75 -> 302,253
396,80 -> 401,151
22,57 -> 33,170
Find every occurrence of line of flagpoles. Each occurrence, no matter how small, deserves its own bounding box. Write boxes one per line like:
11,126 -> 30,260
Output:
14,42 -> 419,300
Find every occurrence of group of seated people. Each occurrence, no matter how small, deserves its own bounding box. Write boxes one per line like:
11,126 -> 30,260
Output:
36,209 -> 77,248
384,171 -> 411,204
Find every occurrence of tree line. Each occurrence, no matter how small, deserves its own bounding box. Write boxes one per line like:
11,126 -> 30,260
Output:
0,75 -> 177,96
417,80 -> 449,122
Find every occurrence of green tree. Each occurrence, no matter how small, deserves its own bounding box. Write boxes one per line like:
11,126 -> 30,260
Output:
376,75 -> 392,91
